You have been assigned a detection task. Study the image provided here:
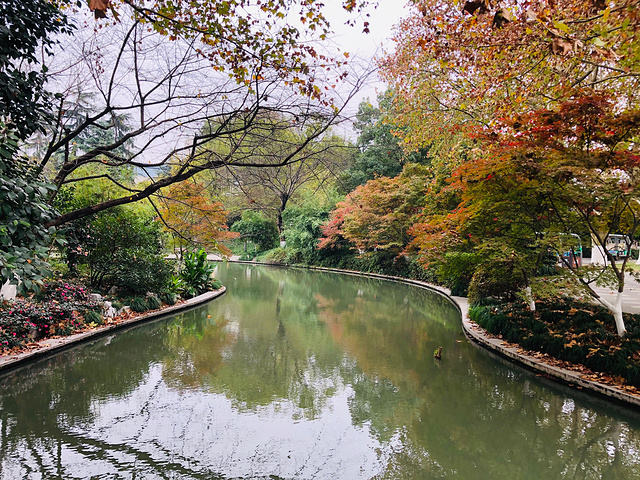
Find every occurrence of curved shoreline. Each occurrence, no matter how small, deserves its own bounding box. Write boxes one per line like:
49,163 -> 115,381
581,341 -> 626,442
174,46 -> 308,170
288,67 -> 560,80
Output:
0,288 -> 226,374
240,261 -> 640,409
2,261 -> 639,408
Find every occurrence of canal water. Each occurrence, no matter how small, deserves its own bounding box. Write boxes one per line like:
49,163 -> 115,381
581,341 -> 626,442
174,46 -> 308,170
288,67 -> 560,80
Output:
0,263 -> 639,479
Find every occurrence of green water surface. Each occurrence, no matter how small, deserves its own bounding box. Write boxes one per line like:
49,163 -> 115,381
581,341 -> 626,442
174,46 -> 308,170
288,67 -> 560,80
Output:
0,263 -> 639,479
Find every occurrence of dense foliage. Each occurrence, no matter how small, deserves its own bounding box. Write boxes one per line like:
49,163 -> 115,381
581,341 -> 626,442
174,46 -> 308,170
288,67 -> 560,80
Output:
469,300 -> 640,387
382,0 -> 640,151
176,249 -> 221,299
232,211 -> 279,253
158,180 -> 237,257
72,207 -> 174,294
0,0 -> 72,139
319,164 -> 430,254
280,193 -> 338,264
339,92 -> 429,193
0,280 -> 98,350
408,94 -> 640,335
1,0 -> 368,294
0,128 -> 59,292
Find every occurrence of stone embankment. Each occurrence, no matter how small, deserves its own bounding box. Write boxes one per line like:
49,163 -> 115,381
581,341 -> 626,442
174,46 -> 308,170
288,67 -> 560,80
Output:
0,289 -> 225,373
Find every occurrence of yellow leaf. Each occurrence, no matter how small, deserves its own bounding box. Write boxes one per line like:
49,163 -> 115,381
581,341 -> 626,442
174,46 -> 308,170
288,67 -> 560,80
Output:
553,21 -> 569,33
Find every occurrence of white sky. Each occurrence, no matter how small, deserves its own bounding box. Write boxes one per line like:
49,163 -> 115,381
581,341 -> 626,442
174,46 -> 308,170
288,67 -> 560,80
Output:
323,1 -> 409,106
308,1 -> 409,138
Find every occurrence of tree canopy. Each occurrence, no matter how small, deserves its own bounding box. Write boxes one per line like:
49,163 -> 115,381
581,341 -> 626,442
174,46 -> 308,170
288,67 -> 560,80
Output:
319,163 -> 430,254
211,113 -> 352,238
0,0 -> 371,290
0,0 -> 73,139
158,179 -> 239,257
85,0 -> 369,102
409,94 -> 640,335
339,92 -> 430,193
381,0 -> 640,149
33,4 -> 365,229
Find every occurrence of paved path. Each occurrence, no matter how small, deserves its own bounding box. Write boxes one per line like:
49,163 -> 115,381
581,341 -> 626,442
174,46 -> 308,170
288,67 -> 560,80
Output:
207,254 -> 240,261
590,273 -> 640,314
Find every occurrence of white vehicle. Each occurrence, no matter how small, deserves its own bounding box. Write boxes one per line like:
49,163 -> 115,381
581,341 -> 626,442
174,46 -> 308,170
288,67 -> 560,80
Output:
591,233 -> 630,264
606,234 -> 629,261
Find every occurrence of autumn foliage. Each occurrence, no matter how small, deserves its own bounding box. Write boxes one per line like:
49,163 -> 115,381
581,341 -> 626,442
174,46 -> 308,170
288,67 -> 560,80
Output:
85,0 -> 368,101
158,180 -> 239,257
407,93 -> 640,334
382,0 -> 640,150
318,164 -> 429,254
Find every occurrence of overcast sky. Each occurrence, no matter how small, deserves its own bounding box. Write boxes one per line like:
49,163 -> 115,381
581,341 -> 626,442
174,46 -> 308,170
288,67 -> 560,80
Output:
52,3 -> 410,167
318,1 -> 409,134
325,2 -> 407,59
330,2 -> 408,100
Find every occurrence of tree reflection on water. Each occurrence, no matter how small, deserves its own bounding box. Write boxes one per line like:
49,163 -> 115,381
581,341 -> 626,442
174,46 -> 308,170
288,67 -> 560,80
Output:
0,264 -> 639,479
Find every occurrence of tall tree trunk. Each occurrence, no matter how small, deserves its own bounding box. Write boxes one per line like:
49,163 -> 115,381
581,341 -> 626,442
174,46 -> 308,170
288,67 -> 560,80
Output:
278,194 -> 289,245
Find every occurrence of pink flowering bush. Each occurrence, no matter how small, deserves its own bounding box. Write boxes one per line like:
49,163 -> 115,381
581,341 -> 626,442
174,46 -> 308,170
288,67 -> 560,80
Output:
34,280 -> 89,303
0,281 -> 100,351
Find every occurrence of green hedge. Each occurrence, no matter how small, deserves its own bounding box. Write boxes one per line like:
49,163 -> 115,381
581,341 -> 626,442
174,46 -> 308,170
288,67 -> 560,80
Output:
305,250 -> 438,284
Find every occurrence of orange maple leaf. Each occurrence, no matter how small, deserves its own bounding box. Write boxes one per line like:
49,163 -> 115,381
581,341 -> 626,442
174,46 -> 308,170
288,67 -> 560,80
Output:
89,0 -> 109,19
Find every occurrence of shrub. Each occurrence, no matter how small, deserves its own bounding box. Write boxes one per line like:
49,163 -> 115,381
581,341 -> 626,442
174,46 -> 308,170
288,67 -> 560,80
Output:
70,206 -> 172,293
34,280 -> 90,303
130,297 -> 148,313
263,247 -> 289,264
282,199 -> 335,263
435,252 -> 480,296
231,211 -> 279,252
310,249 -> 438,283
118,255 -> 174,295
146,295 -> 162,310
471,300 -> 640,387
468,259 -> 526,306
160,292 -> 177,306
0,298 -> 90,350
84,310 -> 103,325
179,249 -> 216,298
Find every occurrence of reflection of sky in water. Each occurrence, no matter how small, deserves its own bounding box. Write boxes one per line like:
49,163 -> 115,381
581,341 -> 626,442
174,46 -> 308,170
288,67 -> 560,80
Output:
2,264 -> 640,479
62,365 -> 385,479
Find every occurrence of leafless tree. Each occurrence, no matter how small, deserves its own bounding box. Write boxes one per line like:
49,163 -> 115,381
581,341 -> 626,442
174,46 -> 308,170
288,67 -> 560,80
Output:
30,12 -> 365,228
211,119 -> 354,238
